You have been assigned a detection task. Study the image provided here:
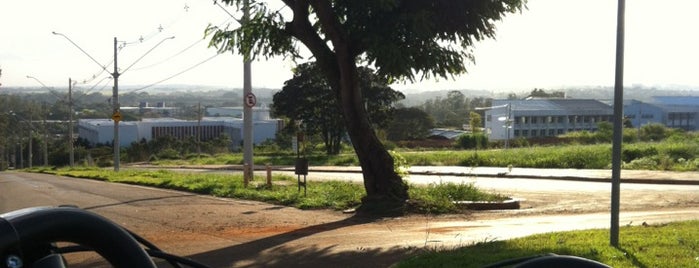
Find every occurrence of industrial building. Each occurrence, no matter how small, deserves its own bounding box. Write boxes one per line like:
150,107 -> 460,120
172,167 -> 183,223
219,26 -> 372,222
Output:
483,99 -> 614,142
484,96 -> 699,143
78,107 -> 283,149
624,96 -> 699,131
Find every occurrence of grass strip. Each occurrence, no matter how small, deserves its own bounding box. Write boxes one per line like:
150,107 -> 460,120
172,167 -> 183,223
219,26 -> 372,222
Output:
31,167 -> 505,213
396,220 -> 699,267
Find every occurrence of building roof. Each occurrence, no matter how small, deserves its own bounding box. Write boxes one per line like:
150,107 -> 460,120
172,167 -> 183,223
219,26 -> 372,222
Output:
428,128 -> 466,140
492,99 -> 612,115
652,96 -> 699,107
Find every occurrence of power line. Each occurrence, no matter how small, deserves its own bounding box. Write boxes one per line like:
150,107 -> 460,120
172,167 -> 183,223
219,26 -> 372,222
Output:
127,53 -> 221,93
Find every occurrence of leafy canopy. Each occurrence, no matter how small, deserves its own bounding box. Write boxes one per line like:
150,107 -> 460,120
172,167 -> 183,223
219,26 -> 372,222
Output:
208,0 -> 526,81
272,62 -> 404,153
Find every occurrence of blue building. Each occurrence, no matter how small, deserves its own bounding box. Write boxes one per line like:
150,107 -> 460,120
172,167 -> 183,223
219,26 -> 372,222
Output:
624,96 -> 699,130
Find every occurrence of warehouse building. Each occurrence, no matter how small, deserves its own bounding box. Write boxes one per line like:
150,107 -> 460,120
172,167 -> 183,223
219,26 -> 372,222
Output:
483,99 -> 614,141
78,107 -> 283,149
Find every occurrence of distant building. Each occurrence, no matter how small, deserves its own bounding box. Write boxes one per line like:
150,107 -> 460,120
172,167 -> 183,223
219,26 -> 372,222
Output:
623,100 -> 665,129
624,96 -> 699,130
428,128 -> 467,140
78,108 -> 283,149
483,99 -> 613,141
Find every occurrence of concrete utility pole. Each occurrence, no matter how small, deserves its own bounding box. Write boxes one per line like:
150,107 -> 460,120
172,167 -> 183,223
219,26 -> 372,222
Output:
610,0 -> 626,247
69,78 -> 75,167
42,102 -> 48,166
112,37 -> 121,172
242,0 -> 254,181
28,113 -> 33,169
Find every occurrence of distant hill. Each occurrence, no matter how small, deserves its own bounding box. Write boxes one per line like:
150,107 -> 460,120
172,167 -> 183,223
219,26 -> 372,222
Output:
400,85 -> 699,106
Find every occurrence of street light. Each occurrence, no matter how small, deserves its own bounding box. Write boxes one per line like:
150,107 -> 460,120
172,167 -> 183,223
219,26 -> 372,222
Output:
476,103 -> 513,149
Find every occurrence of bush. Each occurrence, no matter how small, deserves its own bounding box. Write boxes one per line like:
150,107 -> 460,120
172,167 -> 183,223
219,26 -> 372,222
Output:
622,146 -> 658,162
640,123 -> 668,141
157,148 -> 180,160
456,133 -> 488,149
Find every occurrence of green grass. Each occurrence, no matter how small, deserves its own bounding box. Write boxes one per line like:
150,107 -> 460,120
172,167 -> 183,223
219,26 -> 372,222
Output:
152,140 -> 699,172
31,167 -> 504,213
397,221 -> 699,268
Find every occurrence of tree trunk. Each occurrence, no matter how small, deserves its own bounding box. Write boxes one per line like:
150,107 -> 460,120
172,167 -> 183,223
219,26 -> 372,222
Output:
288,0 -> 409,214
335,54 -> 408,213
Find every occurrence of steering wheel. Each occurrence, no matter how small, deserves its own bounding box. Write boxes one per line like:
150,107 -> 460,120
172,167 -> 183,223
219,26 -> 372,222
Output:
0,207 -> 156,268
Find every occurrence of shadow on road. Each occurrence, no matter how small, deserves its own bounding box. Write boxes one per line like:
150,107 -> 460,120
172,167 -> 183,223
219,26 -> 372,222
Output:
186,215 -> 421,268
82,194 -> 197,210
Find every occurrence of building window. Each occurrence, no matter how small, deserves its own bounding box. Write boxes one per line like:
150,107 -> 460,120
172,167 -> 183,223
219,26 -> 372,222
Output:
522,130 -> 529,136
514,130 -> 520,137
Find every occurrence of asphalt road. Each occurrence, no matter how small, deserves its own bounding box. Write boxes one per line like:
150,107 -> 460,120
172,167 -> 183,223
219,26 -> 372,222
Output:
2,170 -> 699,267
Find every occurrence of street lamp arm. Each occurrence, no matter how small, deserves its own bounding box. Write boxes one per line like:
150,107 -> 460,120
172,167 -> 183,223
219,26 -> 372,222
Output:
52,31 -> 109,73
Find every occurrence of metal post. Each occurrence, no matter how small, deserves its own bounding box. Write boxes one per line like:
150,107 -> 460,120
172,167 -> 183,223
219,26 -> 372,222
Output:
506,103 -> 511,149
610,0 -> 626,247
28,113 -> 33,169
43,104 -> 48,166
69,78 -> 75,167
112,37 -> 120,172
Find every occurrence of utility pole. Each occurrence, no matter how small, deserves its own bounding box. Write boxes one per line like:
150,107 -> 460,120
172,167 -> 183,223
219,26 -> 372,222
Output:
610,0 -> 626,247
242,0 -> 254,181
112,37 -> 121,172
42,102 -> 48,166
28,113 -> 33,169
69,78 -> 75,167
197,102 -> 202,157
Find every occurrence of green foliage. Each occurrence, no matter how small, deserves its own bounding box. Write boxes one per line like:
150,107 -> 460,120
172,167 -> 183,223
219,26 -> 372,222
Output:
389,150 -> 410,178
386,107 -> 435,141
469,111 -> 483,133
640,123 -> 668,141
420,92 -> 492,128
622,146 -> 658,162
397,221 -> 699,268
409,182 -> 506,214
272,62 -> 404,155
456,133 -> 489,150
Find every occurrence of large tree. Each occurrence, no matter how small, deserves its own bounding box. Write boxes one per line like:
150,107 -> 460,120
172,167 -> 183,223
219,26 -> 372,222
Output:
273,62 -> 403,155
385,107 -> 434,141
208,0 -> 525,212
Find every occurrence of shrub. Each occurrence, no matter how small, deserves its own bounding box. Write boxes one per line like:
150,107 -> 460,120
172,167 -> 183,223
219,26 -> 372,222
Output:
622,146 -> 658,162
156,148 -> 180,160
623,157 -> 659,170
456,133 -> 488,149
640,123 -> 668,141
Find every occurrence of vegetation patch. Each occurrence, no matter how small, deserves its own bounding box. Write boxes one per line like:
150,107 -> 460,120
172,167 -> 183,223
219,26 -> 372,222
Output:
31,167 -> 504,214
397,221 -> 699,268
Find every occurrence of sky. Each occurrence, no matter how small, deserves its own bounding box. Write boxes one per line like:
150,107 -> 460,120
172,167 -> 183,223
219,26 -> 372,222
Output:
1,0 -> 699,95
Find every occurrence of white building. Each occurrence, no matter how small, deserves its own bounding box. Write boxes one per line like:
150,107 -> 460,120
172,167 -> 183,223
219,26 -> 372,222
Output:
78,108 -> 283,149
484,99 -> 614,142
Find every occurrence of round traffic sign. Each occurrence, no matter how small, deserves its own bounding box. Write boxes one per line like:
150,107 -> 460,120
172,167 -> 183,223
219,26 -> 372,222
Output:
245,92 -> 257,108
